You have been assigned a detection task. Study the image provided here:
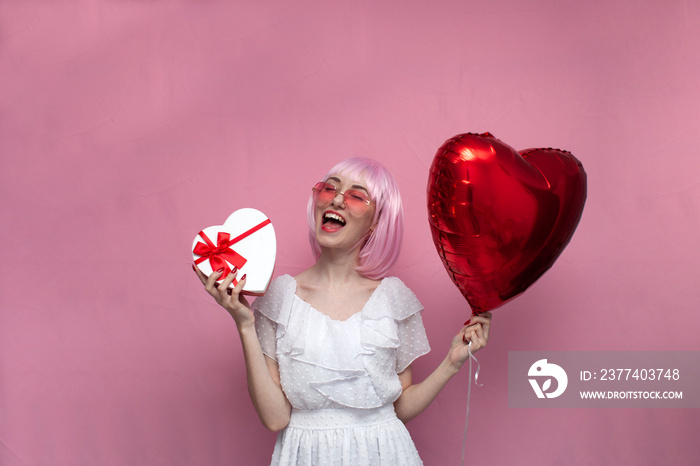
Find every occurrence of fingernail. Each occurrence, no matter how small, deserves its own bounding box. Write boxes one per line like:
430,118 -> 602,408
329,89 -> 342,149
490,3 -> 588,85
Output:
462,334 -> 466,342
241,274 -> 247,280
192,265 -> 196,271
464,319 -> 471,326
217,267 -> 224,273
231,266 -> 237,273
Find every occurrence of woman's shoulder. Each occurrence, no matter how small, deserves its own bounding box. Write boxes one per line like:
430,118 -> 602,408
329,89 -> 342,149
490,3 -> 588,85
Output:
379,276 -> 417,297
252,274 -> 296,317
370,276 -> 423,320
267,274 -> 297,293
291,269 -> 314,296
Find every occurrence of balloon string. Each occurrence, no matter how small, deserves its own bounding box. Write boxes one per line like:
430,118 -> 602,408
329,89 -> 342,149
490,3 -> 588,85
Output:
460,342 -> 482,466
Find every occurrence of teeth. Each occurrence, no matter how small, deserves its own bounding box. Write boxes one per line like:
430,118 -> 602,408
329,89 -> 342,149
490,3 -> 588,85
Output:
324,212 -> 346,224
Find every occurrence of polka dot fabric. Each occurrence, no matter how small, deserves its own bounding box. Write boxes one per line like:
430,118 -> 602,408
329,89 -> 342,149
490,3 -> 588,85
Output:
253,275 -> 429,465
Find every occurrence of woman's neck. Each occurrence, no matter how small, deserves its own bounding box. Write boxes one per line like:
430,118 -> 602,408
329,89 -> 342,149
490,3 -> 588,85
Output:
315,248 -> 359,281
298,246 -> 371,288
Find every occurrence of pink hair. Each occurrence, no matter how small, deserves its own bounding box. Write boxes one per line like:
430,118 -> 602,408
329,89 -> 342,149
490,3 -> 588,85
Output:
306,157 -> 404,279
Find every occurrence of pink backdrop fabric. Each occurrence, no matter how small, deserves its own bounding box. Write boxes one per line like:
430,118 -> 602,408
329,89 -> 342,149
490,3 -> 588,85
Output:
2,1 -> 699,465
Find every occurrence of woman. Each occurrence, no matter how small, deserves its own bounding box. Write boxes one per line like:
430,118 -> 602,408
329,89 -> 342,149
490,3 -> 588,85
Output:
194,157 -> 492,465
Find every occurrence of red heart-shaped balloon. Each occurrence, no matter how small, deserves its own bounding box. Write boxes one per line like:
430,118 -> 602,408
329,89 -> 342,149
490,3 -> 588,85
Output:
427,133 -> 587,315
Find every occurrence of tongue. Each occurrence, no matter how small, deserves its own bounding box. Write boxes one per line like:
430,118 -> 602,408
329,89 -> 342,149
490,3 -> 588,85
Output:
324,219 -> 345,231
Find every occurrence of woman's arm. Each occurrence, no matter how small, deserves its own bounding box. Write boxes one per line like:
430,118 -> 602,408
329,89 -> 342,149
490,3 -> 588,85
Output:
393,312 -> 492,423
194,267 -> 291,431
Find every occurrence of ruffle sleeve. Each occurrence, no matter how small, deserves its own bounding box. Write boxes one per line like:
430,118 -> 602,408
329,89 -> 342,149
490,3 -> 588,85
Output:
252,274 -> 297,361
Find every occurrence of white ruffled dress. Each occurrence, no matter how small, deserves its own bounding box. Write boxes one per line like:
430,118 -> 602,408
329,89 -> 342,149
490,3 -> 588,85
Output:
253,274 -> 430,466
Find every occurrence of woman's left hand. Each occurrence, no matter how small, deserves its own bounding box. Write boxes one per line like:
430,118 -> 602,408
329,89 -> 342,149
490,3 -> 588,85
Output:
395,311 -> 493,422
447,312 -> 493,369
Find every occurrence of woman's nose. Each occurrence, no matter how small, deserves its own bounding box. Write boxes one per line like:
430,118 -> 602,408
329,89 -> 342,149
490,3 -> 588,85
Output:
331,190 -> 346,207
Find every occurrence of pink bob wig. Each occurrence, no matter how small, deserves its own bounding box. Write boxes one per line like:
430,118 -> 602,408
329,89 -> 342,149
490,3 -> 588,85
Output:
306,157 -> 404,280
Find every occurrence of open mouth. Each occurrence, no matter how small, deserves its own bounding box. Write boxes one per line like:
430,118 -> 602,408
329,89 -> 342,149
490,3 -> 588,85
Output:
322,211 -> 346,232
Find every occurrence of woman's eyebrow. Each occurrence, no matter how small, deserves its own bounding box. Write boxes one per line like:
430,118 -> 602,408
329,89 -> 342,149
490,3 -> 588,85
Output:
326,176 -> 369,194
325,176 -> 369,193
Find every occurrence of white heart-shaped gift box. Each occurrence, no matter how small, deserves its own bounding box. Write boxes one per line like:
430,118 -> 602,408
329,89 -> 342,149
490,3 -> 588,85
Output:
192,208 -> 276,296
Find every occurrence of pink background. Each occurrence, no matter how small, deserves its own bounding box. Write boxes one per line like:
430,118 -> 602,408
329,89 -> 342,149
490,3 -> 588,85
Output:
2,1 -> 699,465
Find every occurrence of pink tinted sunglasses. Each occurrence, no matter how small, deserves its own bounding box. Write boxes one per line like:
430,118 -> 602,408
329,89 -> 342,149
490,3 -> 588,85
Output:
312,182 -> 374,215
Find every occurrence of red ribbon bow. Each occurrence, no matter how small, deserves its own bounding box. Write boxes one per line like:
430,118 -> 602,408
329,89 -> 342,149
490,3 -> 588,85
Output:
193,219 -> 271,283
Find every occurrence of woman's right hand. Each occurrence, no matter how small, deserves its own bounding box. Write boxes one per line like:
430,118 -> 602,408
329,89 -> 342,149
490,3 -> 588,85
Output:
193,266 -> 253,327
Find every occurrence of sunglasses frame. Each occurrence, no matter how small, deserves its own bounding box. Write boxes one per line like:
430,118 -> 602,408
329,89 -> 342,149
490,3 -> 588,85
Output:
312,181 -> 374,215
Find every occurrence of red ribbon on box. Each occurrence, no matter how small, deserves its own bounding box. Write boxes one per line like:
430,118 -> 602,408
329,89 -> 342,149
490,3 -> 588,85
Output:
193,219 -> 271,283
